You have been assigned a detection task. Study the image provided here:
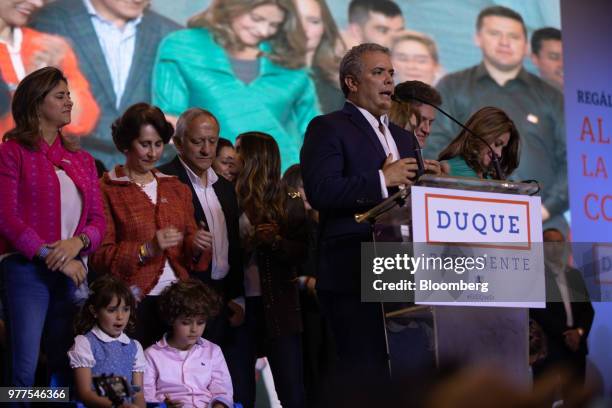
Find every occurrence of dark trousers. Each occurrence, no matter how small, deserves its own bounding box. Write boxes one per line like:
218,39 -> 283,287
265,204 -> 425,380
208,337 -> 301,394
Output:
317,290 -> 390,381
132,295 -> 168,349
202,297 -> 252,408
223,296 -> 305,408
0,255 -> 76,388
387,318 -> 435,378
300,291 -> 335,407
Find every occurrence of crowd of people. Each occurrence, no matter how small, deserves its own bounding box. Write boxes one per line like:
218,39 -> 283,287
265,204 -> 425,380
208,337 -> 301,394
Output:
0,0 -> 591,407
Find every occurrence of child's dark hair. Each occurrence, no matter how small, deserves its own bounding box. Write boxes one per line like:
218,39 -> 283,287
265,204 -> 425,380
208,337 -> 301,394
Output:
282,164 -> 303,190
158,279 -> 222,325
74,275 -> 137,335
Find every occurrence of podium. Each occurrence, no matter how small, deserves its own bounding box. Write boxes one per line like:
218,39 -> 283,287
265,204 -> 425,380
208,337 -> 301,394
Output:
359,174 -> 543,385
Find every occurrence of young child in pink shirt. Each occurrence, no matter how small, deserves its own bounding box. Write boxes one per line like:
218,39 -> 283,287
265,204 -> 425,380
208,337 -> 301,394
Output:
144,279 -> 233,408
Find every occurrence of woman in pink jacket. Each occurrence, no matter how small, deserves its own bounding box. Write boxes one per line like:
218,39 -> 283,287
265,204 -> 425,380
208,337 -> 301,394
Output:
144,279 -> 233,408
0,67 -> 105,387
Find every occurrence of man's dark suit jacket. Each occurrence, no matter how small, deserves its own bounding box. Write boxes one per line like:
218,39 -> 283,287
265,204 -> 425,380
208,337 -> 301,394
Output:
530,266 -> 594,357
30,0 -> 181,170
300,102 -> 418,293
158,156 -> 243,300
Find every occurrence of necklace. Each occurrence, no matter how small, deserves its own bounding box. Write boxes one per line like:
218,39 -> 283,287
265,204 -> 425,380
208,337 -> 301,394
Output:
126,169 -> 153,188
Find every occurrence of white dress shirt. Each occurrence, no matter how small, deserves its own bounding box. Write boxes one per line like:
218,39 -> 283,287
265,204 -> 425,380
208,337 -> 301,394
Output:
349,101 -> 400,199
141,179 -> 178,296
179,159 -> 230,280
83,0 -> 142,108
0,27 -> 26,85
550,263 -> 574,327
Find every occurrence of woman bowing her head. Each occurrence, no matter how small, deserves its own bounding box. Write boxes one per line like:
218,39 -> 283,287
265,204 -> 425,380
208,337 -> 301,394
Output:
90,103 -> 212,349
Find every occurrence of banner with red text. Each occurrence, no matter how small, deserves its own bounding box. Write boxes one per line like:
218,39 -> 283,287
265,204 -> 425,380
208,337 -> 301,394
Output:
561,0 -> 612,393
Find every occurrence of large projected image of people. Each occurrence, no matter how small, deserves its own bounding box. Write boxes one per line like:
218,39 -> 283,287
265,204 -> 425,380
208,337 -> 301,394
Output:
342,0 -> 404,48
531,27 -> 563,90
152,0 -> 321,172
424,6 -> 568,233
391,33 -> 441,86
0,0 -> 605,406
294,0 -> 346,114
30,0 -> 181,171
0,0 -> 99,138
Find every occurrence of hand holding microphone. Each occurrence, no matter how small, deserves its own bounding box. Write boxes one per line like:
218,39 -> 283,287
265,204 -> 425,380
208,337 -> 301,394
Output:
382,153 -> 419,187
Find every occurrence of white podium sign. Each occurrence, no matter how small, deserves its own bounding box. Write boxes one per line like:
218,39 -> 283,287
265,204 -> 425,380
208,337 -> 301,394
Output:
411,186 -> 545,308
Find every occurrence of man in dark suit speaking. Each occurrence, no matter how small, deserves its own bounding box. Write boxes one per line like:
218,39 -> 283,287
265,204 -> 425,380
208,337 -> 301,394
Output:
300,43 -> 440,379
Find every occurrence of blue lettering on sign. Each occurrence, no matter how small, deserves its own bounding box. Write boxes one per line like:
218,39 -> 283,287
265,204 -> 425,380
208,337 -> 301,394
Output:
472,213 -> 487,235
490,214 -> 505,233
433,209 -> 522,235
437,210 -> 451,229
455,212 -> 468,230
508,216 -> 520,234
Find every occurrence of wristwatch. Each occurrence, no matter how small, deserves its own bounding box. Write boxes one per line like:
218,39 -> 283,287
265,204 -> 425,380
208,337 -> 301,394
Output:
78,233 -> 91,250
38,245 -> 52,259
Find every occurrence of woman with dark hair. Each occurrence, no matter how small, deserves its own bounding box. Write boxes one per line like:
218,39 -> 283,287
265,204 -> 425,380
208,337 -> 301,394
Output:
294,0 -> 346,113
0,66 -> 105,387
212,137 -> 239,183
90,103 -> 211,348
234,132 -> 307,408
153,0 -> 320,172
438,106 -> 520,178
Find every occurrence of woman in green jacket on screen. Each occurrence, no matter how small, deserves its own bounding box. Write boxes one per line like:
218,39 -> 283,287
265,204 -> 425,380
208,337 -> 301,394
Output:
438,106 -> 520,179
152,0 -> 321,172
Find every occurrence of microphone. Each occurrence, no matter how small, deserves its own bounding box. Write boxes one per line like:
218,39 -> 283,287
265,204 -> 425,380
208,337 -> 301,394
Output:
389,92 -> 425,177
414,145 -> 425,178
392,86 -> 505,180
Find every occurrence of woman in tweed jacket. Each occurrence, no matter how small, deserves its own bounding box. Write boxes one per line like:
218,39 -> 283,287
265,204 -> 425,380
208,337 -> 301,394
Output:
90,103 -> 211,348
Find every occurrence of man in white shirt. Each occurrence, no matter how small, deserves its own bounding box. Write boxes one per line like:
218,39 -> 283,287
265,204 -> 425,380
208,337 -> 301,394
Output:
31,0 -> 180,169
157,108 -> 247,402
530,228 -> 594,385
301,43 -> 440,380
